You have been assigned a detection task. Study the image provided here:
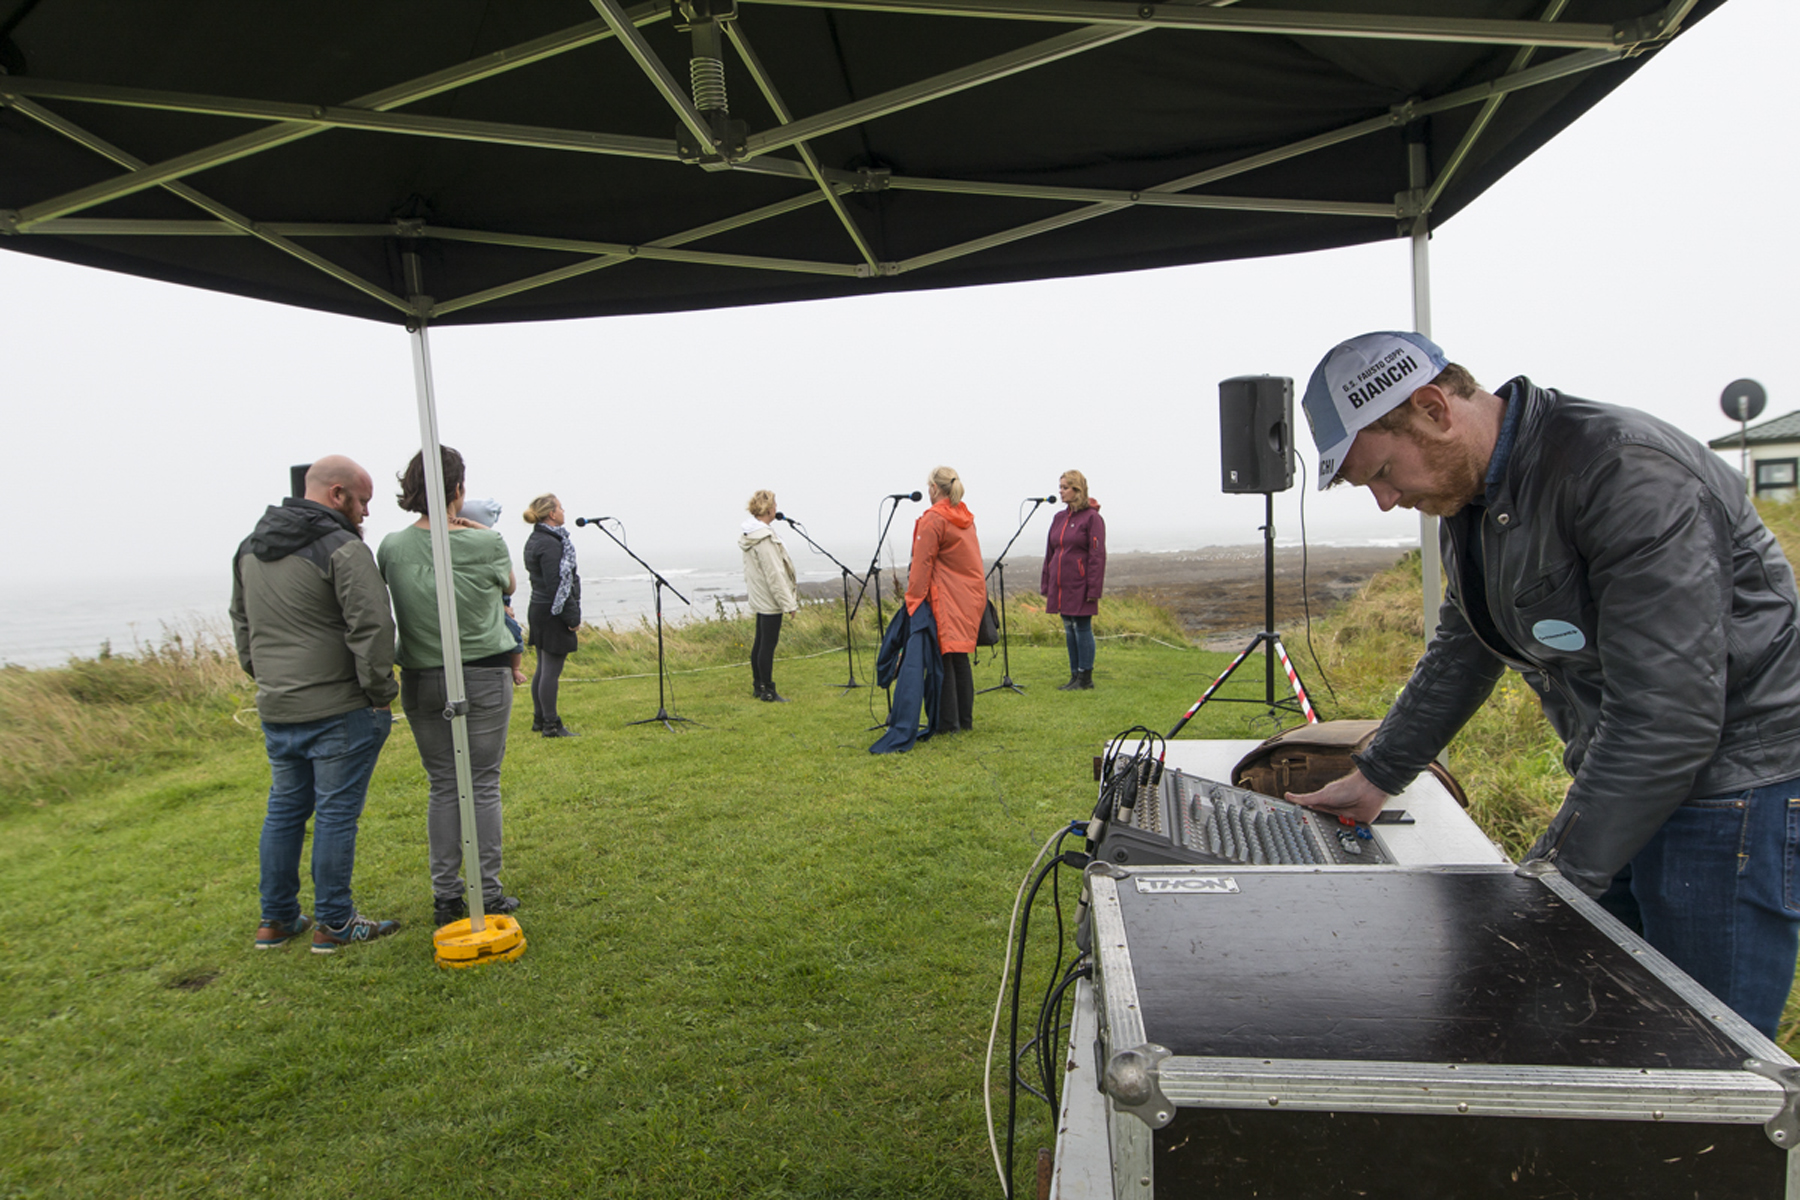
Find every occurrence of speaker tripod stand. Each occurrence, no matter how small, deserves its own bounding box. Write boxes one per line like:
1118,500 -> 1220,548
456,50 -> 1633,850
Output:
1167,491 -> 1317,738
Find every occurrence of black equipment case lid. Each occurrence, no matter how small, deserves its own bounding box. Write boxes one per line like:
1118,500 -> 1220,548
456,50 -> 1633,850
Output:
1086,864 -> 1798,1153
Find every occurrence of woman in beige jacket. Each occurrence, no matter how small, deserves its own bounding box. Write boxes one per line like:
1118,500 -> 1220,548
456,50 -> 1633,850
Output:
739,489 -> 800,702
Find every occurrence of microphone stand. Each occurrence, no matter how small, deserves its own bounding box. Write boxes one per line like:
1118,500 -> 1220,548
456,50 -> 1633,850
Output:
979,498 -> 1052,696
578,520 -> 698,732
850,496 -> 913,726
778,516 -> 866,691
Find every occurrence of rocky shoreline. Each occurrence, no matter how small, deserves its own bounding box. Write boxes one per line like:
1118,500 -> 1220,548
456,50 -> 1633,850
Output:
797,544 -> 1411,647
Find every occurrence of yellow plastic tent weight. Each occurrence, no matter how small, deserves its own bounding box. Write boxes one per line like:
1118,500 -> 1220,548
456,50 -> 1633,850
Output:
433,913 -> 526,969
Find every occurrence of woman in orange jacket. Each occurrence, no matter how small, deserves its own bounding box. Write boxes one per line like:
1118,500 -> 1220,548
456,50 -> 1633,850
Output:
906,465 -> 985,735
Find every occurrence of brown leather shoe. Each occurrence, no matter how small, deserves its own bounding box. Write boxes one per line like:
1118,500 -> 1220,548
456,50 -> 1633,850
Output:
254,914 -> 313,950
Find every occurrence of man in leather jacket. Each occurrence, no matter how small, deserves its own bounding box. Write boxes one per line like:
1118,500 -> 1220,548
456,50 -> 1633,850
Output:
1294,331 -> 1800,1038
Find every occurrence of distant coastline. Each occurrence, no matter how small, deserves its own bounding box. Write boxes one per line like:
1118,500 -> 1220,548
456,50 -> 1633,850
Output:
3,538 -> 1417,669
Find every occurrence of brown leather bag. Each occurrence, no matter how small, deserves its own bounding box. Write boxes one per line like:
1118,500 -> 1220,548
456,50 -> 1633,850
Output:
1231,719 -> 1469,807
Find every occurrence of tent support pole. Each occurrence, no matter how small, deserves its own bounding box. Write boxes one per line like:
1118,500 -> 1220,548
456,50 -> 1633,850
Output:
405,270 -> 488,933
1408,138 -> 1450,770
1408,140 -> 1441,652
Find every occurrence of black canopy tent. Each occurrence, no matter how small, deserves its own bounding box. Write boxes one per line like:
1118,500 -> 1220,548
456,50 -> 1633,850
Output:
0,0 -> 1719,950
0,0 -> 1715,326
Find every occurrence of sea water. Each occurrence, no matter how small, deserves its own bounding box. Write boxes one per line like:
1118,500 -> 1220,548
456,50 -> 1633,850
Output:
0,564 -> 848,670
2,537 -> 1411,669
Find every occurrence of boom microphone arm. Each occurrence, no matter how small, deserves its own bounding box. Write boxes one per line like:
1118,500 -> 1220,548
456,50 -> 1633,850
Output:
777,513 -> 868,692
987,496 -> 1055,580
849,492 -> 918,623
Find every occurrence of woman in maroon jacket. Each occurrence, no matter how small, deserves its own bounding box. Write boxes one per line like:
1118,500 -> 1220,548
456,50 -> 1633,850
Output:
1041,469 -> 1106,690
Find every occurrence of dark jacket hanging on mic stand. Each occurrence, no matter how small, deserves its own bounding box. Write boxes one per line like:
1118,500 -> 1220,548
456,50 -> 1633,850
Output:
869,601 -> 943,755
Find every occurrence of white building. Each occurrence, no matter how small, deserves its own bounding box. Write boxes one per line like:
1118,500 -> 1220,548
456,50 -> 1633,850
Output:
1709,411 -> 1800,503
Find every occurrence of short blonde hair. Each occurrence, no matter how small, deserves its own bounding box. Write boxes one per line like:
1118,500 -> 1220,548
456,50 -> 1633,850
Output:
747,489 -> 776,519
928,465 -> 964,506
1060,469 -> 1091,511
523,493 -> 560,525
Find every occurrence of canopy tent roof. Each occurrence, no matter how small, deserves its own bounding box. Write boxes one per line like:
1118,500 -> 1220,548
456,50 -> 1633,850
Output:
0,0 -> 1716,327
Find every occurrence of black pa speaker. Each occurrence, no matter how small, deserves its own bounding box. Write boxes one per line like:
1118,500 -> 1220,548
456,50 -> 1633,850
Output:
290,463 -> 312,498
1219,375 -> 1295,494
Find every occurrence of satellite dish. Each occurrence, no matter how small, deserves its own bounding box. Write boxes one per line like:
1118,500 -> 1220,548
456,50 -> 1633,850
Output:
1722,379 -> 1767,423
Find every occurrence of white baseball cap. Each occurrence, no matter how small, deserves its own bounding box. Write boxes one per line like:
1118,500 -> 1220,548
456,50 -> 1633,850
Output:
1301,331 -> 1449,489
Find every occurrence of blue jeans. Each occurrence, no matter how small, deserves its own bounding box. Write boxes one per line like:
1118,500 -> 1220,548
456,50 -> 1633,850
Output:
1062,616 -> 1095,672
258,707 -> 392,929
1598,775 -> 1800,1039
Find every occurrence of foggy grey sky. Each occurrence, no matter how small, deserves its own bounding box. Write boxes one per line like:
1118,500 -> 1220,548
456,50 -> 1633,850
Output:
2,0 -> 1795,597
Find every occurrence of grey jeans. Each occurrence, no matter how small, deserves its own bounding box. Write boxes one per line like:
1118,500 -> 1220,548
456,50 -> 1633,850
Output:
401,665 -> 513,903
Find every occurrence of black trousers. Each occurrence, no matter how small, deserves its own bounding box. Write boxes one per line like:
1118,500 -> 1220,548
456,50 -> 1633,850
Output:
532,648 -> 566,725
750,612 -> 783,688
936,652 -> 974,733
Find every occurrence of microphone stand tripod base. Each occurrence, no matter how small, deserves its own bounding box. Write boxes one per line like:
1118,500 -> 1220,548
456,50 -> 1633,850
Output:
433,914 -> 527,969
628,709 -> 697,733
838,570 -> 867,691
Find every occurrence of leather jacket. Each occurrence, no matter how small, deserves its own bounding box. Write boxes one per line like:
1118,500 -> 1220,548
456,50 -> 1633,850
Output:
1356,379 -> 1800,896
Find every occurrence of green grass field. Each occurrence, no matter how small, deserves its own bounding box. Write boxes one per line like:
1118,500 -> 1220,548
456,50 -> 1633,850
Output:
1,597 -> 1263,1199
7,556 -> 1799,1198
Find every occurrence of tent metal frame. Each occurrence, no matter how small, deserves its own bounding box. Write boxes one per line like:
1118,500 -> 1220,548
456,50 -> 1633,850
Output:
0,0 -> 1699,324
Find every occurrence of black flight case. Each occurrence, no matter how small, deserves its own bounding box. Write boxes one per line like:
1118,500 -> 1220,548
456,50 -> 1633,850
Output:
1084,861 -> 1800,1199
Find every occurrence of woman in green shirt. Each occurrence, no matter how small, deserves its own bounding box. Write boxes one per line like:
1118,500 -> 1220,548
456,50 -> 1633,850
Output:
377,447 -> 521,930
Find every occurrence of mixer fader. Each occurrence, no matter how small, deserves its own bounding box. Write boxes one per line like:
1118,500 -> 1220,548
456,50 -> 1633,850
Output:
1129,768 -> 1394,866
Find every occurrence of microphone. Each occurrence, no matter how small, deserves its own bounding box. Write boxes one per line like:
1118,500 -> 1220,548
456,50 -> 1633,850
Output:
887,491 -> 923,502
775,511 -> 792,522
1030,495 -> 1058,503
573,516 -> 611,526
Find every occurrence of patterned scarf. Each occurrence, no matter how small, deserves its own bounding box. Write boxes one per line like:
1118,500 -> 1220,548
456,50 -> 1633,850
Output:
547,524 -> 577,615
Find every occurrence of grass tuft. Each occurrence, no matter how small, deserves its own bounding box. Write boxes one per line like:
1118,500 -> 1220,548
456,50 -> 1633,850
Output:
0,620 -> 256,812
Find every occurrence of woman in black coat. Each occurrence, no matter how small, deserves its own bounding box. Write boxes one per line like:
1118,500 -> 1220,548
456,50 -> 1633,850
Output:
522,493 -> 582,738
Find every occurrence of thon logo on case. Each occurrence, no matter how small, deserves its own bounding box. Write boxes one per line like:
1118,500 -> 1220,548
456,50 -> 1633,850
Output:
1134,876 -> 1240,895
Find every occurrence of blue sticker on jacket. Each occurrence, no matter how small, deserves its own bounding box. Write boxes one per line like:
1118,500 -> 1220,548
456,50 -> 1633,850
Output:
1532,619 -> 1587,652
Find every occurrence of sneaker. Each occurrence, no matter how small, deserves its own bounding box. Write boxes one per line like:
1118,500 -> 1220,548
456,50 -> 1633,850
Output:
311,913 -> 400,954
542,723 -> 578,738
254,914 -> 313,950
434,896 -> 469,927
483,894 -> 521,916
